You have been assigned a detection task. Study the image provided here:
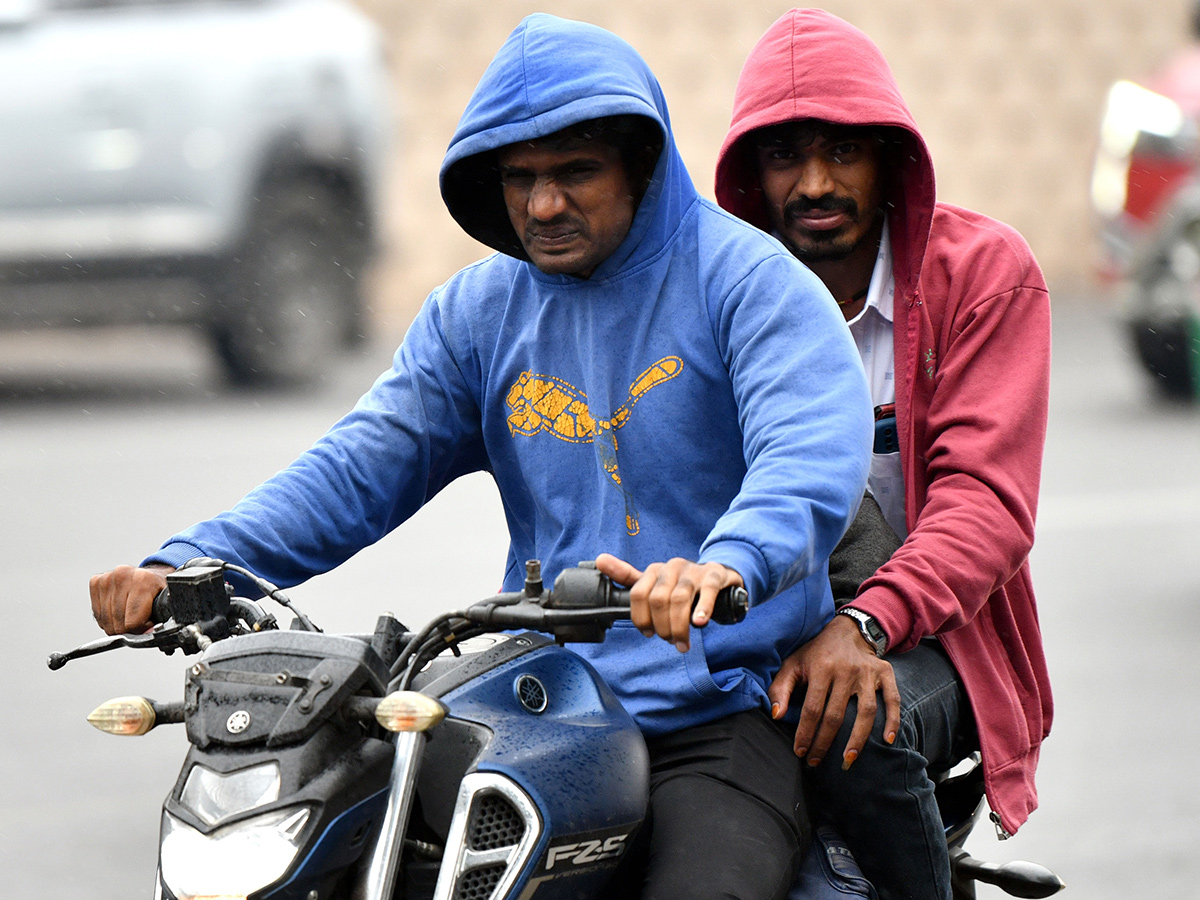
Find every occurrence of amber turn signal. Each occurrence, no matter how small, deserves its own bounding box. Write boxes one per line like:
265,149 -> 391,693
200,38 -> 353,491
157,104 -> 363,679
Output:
87,696 -> 157,736
374,691 -> 446,733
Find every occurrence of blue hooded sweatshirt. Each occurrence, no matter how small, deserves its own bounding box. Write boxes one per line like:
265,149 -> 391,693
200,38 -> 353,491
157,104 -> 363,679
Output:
148,14 -> 872,736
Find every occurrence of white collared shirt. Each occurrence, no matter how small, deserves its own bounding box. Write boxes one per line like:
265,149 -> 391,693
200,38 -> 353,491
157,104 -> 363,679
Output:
846,221 -> 907,538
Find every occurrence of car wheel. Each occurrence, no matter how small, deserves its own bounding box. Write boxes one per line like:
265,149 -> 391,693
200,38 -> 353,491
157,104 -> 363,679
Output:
213,182 -> 365,387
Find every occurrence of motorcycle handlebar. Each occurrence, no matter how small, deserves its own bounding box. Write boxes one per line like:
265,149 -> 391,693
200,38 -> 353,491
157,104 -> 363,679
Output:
465,566 -> 749,634
57,563 -> 747,670
601,583 -> 750,626
548,564 -> 749,625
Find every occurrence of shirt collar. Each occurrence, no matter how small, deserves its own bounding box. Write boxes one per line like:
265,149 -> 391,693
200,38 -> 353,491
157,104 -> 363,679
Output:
848,219 -> 894,326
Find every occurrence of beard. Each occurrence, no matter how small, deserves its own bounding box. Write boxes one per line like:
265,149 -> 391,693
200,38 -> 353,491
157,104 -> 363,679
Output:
778,196 -> 881,264
783,231 -> 859,264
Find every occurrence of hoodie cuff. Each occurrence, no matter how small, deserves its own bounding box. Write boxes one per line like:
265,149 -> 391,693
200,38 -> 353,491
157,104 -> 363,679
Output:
850,584 -> 917,653
698,539 -> 768,604
141,541 -> 208,571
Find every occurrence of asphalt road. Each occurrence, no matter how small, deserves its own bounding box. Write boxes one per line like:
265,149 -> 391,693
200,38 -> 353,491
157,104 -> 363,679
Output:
2,296 -> 1197,898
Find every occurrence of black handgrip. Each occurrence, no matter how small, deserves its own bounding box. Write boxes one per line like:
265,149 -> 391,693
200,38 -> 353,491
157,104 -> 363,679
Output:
710,585 -> 749,625
151,588 -> 172,625
603,583 -> 749,625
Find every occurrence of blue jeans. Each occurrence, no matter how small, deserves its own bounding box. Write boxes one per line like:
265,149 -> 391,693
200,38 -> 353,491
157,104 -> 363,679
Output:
798,641 -> 976,900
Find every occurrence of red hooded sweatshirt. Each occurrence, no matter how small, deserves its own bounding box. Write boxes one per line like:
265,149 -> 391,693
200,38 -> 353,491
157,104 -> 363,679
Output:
715,9 -> 1053,835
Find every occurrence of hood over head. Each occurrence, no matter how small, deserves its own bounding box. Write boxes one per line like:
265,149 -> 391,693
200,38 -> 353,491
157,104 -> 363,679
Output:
715,9 -> 935,293
440,14 -> 690,277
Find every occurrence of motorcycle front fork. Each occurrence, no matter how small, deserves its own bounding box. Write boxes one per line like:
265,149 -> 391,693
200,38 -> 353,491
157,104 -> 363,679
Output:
354,731 -> 425,900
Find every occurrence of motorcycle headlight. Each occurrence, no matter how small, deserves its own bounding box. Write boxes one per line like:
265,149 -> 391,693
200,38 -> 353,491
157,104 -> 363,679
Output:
1092,80 -> 1188,218
180,762 -> 281,826
159,806 -> 310,900
1101,80 -> 1185,156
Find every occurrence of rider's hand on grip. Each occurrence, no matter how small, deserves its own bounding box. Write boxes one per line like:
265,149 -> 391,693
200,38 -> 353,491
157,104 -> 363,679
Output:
89,564 -> 173,635
593,554 -> 745,653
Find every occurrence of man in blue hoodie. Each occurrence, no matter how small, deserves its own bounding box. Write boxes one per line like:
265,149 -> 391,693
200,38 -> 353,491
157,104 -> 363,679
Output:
90,15 -> 871,899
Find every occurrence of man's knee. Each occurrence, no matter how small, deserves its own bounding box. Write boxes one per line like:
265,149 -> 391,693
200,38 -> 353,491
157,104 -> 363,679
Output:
805,694 -> 919,805
641,775 -> 800,900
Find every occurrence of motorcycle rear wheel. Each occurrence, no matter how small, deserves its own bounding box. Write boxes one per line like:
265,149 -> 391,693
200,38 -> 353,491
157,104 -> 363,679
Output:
1128,314 -> 1200,400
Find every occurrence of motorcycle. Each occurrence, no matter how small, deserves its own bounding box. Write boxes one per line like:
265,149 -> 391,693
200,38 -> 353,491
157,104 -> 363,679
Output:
50,558 -> 1063,900
1092,74 -> 1200,400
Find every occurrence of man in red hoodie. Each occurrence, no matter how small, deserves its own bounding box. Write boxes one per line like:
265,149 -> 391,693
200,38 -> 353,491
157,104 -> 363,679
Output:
715,10 -> 1053,900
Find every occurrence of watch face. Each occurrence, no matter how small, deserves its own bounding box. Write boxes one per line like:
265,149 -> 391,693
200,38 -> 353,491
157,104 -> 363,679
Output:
842,609 -> 886,655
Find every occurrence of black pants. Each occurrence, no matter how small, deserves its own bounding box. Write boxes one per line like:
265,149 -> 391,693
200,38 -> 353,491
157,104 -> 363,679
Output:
604,709 -> 808,900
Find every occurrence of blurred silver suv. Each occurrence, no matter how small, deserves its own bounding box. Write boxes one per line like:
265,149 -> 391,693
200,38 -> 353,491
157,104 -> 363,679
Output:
0,0 -> 393,384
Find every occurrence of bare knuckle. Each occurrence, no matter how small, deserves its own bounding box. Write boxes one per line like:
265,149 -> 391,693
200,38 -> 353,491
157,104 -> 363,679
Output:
648,591 -> 672,612
671,580 -> 696,602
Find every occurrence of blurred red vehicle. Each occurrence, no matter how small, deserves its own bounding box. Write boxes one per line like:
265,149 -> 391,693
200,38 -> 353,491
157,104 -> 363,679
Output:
1091,10 -> 1200,398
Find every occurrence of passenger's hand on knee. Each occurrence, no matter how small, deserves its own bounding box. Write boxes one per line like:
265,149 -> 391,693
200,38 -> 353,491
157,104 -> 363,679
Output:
771,615 -> 900,769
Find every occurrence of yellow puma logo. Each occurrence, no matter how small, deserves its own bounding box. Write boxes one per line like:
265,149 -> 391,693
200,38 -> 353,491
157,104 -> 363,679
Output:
506,356 -> 684,535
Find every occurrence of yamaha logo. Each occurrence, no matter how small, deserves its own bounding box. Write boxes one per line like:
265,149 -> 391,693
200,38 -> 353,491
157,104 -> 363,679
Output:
226,710 -> 251,734
514,674 -> 548,714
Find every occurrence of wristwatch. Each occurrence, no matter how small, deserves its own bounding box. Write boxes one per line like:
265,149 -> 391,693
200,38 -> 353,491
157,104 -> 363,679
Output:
837,607 -> 888,658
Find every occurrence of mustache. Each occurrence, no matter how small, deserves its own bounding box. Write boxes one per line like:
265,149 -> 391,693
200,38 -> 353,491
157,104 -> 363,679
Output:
525,213 -> 584,236
783,195 -> 858,224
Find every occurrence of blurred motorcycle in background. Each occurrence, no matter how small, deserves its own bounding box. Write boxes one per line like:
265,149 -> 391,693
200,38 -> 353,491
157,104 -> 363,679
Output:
1091,9 -> 1200,400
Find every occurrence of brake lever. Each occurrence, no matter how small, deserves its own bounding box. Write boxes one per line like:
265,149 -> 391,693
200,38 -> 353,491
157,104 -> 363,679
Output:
47,622 -> 186,671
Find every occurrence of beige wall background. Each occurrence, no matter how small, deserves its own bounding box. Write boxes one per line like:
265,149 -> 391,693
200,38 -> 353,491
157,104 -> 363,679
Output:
355,0 -> 1194,330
